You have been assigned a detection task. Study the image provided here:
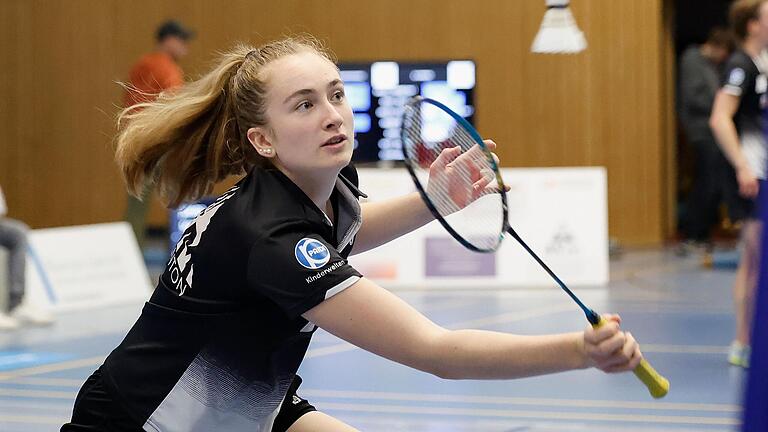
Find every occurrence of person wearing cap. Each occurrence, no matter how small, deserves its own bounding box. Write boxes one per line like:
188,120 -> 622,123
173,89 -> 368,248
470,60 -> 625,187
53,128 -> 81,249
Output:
124,20 -> 193,107
123,20 -> 194,248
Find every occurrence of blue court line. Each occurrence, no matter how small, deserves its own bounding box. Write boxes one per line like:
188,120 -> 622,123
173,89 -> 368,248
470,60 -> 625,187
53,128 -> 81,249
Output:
26,245 -> 57,304
0,352 -> 75,372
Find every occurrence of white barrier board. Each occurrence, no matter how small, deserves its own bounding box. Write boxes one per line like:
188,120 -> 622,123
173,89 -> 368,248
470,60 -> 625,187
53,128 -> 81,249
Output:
349,167 -> 608,288
26,222 -> 152,311
20,169 -> 605,307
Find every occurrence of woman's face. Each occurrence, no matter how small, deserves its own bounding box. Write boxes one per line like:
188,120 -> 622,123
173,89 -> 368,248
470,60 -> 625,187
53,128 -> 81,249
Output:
252,51 -> 354,179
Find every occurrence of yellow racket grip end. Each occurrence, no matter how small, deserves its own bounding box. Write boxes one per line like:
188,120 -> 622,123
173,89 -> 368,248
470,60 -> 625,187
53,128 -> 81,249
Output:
592,318 -> 670,398
634,358 -> 670,398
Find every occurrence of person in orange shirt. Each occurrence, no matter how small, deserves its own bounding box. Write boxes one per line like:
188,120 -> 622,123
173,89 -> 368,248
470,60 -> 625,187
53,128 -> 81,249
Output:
123,20 -> 194,248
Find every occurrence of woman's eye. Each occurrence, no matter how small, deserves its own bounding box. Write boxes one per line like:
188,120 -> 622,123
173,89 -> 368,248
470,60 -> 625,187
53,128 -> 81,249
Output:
297,101 -> 312,111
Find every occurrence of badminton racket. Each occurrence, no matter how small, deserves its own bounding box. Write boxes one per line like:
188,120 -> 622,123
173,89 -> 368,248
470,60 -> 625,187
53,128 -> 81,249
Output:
400,96 -> 669,398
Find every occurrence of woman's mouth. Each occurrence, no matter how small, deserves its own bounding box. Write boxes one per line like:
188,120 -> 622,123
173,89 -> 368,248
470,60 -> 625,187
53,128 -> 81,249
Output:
322,134 -> 347,147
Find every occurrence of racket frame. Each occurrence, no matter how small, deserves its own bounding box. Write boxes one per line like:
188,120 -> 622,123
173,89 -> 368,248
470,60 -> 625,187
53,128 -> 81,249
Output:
401,96 -> 508,254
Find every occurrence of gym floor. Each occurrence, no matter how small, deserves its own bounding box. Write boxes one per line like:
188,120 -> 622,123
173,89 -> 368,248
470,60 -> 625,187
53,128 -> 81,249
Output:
0,249 -> 744,431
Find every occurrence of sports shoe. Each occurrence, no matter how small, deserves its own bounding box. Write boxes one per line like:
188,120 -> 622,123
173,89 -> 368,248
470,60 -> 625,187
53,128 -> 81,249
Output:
11,304 -> 55,326
728,341 -> 750,368
0,312 -> 19,330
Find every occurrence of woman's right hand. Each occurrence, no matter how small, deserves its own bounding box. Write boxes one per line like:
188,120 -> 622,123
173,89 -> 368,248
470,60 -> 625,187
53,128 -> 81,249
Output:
581,314 -> 642,373
737,166 -> 759,199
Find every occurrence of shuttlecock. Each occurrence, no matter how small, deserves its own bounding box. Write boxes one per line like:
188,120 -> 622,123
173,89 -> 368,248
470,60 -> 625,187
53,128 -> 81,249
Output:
531,0 -> 587,54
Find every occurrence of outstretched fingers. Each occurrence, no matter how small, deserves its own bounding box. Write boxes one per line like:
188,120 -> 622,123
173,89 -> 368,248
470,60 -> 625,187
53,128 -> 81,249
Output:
430,146 -> 462,172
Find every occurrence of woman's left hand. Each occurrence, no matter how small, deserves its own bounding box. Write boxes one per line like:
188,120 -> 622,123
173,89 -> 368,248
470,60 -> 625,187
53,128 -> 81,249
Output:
425,139 -> 504,214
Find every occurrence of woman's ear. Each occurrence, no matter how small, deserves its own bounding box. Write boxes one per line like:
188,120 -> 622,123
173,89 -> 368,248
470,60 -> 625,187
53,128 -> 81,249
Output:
247,127 -> 275,158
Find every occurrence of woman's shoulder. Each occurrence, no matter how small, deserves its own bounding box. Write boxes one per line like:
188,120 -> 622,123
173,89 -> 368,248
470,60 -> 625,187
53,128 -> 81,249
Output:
223,174 -> 326,241
725,50 -> 757,72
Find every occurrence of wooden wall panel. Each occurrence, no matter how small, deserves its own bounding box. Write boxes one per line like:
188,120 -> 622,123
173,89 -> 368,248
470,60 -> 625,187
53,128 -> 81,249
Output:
662,0 -> 679,239
0,0 -> 673,246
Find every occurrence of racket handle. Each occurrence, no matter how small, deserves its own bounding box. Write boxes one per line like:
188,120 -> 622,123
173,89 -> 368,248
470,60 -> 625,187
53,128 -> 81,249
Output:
592,318 -> 669,398
633,358 -> 670,399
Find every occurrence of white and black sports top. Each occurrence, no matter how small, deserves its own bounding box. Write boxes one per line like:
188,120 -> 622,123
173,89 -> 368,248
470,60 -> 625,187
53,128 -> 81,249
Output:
722,49 -> 768,179
101,164 -> 365,432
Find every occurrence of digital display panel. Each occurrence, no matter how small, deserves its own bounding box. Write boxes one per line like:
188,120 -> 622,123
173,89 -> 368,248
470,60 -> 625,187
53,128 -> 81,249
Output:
339,60 -> 476,162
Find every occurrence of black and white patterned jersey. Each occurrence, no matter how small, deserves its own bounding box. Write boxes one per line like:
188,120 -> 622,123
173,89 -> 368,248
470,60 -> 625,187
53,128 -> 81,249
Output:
722,49 -> 768,179
101,164 -> 365,431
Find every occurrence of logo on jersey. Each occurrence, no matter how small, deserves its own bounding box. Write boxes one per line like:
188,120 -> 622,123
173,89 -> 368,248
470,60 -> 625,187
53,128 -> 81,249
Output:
728,68 -> 746,87
757,74 -> 768,96
295,238 -> 331,269
167,186 -> 239,296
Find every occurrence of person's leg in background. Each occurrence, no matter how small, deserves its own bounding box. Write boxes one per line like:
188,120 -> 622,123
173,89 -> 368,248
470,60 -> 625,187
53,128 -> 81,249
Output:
124,187 -> 150,251
730,218 -> 762,367
683,137 -> 724,246
0,217 -> 54,329
729,181 -> 765,368
0,217 -> 28,329
721,159 -> 747,230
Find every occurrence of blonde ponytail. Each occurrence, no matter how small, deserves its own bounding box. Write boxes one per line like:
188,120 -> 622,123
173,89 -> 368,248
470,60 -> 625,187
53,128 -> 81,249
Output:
115,35 -> 334,207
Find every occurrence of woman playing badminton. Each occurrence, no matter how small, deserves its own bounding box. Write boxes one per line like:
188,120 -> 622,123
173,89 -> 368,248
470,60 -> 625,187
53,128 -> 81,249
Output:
710,0 -> 768,369
62,36 -> 643,432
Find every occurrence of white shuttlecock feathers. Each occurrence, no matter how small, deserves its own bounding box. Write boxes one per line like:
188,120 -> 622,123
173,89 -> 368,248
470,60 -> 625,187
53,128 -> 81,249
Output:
531,0 -> 587,54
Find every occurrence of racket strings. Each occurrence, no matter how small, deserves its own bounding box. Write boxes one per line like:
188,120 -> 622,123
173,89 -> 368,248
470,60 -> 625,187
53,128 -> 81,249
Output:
402,102 -> 505,251
402,111 -> 482,214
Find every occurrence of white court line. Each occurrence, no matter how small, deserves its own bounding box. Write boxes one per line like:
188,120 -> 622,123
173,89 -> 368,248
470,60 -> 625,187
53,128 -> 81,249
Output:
0,304 -> 732,382
0,305 -> 574,377
0,388 -> 73,398
0,394 -> 738,427
300,389 -> 740,412
0,400 -> 71,410
339,414 -> 732,432
0,410 -> 731,432
640,344 -> 730,354
446,303 -> 575,328
317,402 -> 739,426
309,297 -> 481,343
0,377 -> 83,386
0,356 -> 104,381
307,303 -> 575,358
0,303 -> 732,390
0,386 -> 741,415
0,304 -> 579,385
305,343 -> 359,358
407,297 -> 486,312
0,414 -> 67,425
610,255 -> 701,281
0,385 -> 741,415
607,306 -> 732,314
